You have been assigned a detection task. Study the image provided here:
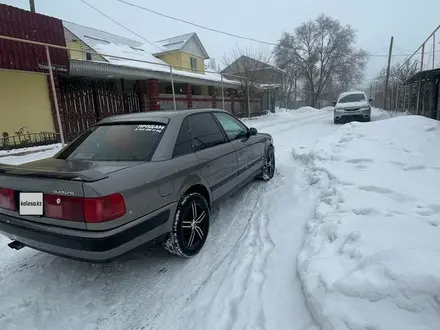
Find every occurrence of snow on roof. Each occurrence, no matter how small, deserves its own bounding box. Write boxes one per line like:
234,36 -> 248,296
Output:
339,90 -> 366,97
63,21 -> 142,49
156,33 -> 195,52
63,21 -> 236,86
92,42 -> 238,86
258,83 -> 282,89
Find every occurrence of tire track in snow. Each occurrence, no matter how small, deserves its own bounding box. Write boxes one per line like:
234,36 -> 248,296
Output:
183,176 -> 282,330
131,180 -> 275,330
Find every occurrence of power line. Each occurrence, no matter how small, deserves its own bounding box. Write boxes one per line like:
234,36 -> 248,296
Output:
78,0 -> 198,73
76,0 -> 251,79
114,0 -> 438,60
80,0 -> 437,76
78,0 -> 169,55
115,0 -> 278,46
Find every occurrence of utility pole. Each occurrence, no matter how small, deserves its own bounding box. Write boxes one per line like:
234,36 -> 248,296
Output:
369,84 -> 373,99
294,70 -> 298,109
246,79 -> 251,118
29,0 -> 35,12
383,36 -> 394,110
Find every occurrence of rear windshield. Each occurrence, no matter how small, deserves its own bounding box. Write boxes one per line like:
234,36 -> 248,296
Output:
338,93 -> 366,103
57,123 -> 165,161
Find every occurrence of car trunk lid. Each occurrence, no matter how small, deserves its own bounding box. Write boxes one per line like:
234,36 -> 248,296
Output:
0,158 -> 135,229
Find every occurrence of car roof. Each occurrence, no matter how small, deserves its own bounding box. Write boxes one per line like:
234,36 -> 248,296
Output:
98,108 -> 230,125
338,90 -> 366,98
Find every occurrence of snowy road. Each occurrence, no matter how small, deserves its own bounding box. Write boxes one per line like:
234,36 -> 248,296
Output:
0,109 -> 337,330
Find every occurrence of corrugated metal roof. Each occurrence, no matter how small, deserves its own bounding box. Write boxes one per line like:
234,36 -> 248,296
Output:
63,21 -> 143,49
0,3 -> 69,73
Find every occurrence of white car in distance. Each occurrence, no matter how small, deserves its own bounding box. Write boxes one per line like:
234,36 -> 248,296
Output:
333,91 -> 372,124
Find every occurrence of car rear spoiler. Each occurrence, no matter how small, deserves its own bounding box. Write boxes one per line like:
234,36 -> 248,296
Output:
0,164 -> 108,182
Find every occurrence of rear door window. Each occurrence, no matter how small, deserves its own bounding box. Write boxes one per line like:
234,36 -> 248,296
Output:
58,123 -> 165,161
173,118 -> 193,158
188,113 -> 226,152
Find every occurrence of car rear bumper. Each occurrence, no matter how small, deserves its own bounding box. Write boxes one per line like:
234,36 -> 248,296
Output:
0,204 -> 176,262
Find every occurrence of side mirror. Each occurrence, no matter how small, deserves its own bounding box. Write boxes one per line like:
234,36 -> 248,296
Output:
332,100 -> 337,106
249,127 -> 258,136
368,98 -> 373,102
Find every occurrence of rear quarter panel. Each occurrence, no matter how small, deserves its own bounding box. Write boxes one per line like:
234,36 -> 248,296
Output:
84,155 -> 211,231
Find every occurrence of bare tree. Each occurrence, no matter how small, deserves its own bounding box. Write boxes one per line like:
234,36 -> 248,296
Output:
375,59 -> 419,85
207,58 -> 219,72
222,46 -> 274,116
274,14 -> 368,107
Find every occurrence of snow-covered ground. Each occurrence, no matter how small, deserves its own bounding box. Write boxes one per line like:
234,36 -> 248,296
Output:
294,115 -> 440,330
0,144 -> 62,164
1,107 -> 437,330
0,109 -> 331,330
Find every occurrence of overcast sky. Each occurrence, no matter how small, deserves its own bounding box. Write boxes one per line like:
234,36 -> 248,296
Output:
2,0 -> 440,86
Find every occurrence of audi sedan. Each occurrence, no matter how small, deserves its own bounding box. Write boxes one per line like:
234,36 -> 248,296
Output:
0,109 -> 275,262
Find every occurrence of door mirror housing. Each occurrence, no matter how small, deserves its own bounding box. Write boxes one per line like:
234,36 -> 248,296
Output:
332,100 -> 337,106
249,127 -> 258,136
368,98 -> 373,102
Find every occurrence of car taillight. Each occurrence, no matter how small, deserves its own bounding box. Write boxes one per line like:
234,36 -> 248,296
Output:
0,188 -> 15,211
83,193 -> 126,223
44,194 -> 85,222
44,193 -> 126,223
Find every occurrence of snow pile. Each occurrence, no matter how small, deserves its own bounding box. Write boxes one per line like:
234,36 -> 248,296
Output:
294,115 -> 440,330
295,106 -> 321,113
371,107 -> 409,121
0,144 -> 61,157
0,147 -> 61,165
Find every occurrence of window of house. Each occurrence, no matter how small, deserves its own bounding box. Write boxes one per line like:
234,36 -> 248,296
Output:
86,52 -> 92,61
173,118 -> 193,158
190,57 -> 198,72
188,113 -> 225,152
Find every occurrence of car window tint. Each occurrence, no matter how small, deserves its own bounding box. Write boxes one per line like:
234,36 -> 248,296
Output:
173,118 -> 193,158
58,123 -> 165,161
188,113 -> 226,151
338,93 -> 366,103
213,112 -> 248,141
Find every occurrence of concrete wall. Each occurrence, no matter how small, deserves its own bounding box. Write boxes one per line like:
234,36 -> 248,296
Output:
0,70 -> 55,137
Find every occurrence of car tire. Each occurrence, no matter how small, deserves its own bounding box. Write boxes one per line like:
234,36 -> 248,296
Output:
334,118 -> 339,124
365,117 -> 371,122
164,192 -> 210,258
259,145 -> 275,181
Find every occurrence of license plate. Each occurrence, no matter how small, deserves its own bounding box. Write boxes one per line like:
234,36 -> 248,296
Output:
19,192 -> 43,216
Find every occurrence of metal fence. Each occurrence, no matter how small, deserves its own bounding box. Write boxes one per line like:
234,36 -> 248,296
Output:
368,24 -> 440,120
1,132 -> 60,151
